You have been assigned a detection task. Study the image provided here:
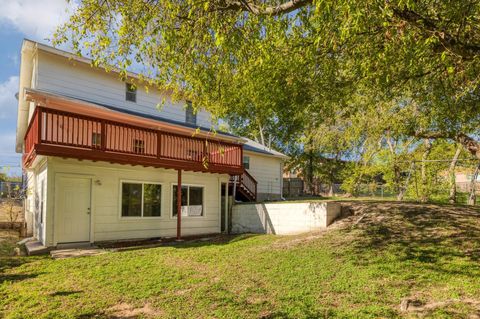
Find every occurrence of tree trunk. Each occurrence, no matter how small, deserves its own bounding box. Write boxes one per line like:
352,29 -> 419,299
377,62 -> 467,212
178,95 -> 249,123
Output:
327,184 -> 334,197
448,145 -> 462,204
351,140 -> 381,196
397,162 -> 415,201
307,150 -> 314,195
258,123 -> 265,146
392,162 -> 401,193
420,139 -> 432,202
385,135 -> 402,193
468,161 -> 480,205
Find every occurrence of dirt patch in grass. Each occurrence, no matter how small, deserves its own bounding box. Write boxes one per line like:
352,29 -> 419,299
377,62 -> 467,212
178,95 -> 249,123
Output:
400,296 -> 480,318
107,302 -> 163,318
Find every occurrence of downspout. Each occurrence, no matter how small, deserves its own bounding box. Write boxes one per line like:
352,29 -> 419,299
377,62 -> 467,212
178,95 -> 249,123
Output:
280,160 -> 286,200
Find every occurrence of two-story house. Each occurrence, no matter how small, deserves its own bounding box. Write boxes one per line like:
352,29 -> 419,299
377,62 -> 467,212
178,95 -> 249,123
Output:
16,39 -> 287,248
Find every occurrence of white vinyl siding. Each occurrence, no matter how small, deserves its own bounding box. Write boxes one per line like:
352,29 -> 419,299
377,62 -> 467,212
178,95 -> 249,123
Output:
28,163 -> 50,246
47,157 -> 228,243
245,152 -> 283,196
36,50 -> 214,128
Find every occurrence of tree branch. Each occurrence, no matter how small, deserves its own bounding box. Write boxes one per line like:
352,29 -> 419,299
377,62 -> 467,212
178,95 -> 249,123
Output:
214,0 -> 312,15
392,8 -> 480,59
414,130 -> 480,159
414,130 -> 452,139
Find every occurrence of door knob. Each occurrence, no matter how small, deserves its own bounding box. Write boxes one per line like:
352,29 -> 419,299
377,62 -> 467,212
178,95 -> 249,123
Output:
87,207 -> 91,215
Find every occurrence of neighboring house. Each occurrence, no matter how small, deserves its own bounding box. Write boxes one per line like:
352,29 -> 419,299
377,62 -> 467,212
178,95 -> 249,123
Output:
16,39 -> 287,248
455,172 -> 480,184
453,170 -> 480,193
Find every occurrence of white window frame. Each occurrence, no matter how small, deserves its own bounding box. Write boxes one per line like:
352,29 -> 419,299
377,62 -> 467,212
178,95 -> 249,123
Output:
185,102 -> 197,125
170,183 -> 206,219
119,180 -> 163,219
91,132 -> 102,148
125,83 -> 137,103
243,155 -> 250,169
133,138 -> 145,154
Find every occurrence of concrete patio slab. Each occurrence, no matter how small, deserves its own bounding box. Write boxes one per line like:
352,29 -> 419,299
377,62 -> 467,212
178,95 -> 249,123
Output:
50,247 -> 107,259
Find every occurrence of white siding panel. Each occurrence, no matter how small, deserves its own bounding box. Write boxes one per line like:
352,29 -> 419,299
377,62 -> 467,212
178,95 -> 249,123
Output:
36,51 -> 213,128
24,170 -> 36,237
245,152 -> 283,195
48,158 -> 228,243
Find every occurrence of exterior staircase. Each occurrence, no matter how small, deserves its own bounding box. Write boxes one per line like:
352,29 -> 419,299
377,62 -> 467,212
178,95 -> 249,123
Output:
229,169 -> 258,202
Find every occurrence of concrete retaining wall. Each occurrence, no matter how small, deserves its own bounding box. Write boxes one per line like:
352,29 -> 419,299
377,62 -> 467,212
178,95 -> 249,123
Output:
231,201 -> 341,235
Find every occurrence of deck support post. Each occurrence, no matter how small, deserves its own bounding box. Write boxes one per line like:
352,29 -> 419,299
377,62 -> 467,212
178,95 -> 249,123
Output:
177,169 -> 182,240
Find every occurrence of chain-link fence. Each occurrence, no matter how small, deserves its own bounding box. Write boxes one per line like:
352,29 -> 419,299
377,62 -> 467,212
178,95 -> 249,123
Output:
283,178 -> 345,198
283,179 -> 395,198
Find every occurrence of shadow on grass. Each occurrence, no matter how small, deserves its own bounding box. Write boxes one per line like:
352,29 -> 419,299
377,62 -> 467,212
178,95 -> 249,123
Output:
98,233 -> 261,252
159,233 -> 261,249
345,201 -> 480,266
0,229 -> 40,284
0,255 -> 41,284
0,272 -> 42,284
49,290 -> 83,297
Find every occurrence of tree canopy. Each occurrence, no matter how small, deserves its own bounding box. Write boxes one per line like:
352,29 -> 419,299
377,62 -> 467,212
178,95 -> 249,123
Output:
55,0 -> 480,201
56,0 -> 480,150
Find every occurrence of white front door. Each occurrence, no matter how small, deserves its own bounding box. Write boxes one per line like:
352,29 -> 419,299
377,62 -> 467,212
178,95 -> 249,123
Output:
56,176 -> 91,243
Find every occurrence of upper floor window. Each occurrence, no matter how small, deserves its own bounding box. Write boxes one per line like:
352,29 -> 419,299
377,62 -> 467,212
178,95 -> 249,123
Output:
243,155 -> 250,169
185,102 -> 197,125
126,83 -> 136,102
133,139 -> 145,154
92,132 -> 102,148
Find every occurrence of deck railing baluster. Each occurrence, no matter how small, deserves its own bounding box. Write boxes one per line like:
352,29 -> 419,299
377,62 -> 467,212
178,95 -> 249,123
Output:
23,108 -> 243,173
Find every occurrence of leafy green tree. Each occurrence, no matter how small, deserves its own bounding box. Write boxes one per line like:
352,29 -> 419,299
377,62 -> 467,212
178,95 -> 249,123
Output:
56,0 -> 480,152
55,0 -> 480,196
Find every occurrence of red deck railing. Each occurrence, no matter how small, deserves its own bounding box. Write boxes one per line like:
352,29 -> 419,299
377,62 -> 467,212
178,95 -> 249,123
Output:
23,106 -> 243,174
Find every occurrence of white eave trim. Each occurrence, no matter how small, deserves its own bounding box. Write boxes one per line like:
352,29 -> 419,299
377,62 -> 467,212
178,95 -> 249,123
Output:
243,149 -> 289,160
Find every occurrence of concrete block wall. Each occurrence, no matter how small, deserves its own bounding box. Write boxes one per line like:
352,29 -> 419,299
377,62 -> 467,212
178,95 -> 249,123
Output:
231,201 -> 341,235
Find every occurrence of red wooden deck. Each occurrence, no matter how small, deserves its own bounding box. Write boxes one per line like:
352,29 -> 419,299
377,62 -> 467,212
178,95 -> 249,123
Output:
23,106 -> 244,175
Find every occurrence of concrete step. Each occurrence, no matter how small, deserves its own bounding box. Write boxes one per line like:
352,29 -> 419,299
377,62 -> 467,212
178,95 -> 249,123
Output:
56,242 -> 93,250
25,241 -> 51,256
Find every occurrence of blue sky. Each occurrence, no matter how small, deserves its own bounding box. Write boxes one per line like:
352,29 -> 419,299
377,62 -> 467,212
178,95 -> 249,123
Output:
0,0 -> 74,176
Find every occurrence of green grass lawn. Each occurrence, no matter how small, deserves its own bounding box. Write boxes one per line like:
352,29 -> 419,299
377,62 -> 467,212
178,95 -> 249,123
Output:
1,202 -> 480,318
